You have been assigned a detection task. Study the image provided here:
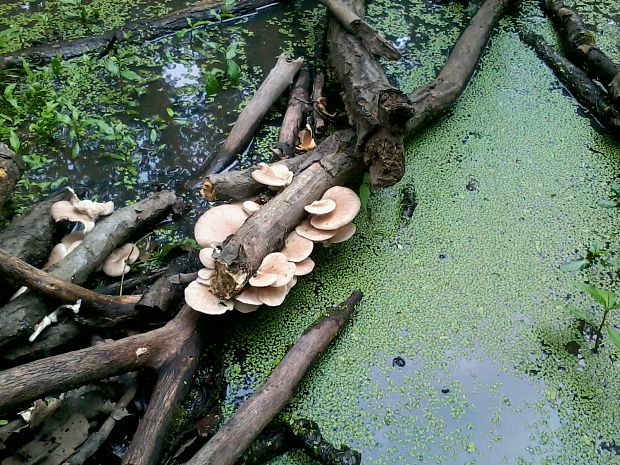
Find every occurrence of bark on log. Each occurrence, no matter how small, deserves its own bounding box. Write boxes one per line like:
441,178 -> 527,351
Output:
327,0 -> 413,188
185,290 -> 363,465
0,0 -> 287,71
0,190 -> 177,351
211,130 -> 359,300
0,143 -> 23,213
197,54 -> 304,176
312,71 -> 327,135
520,31 -> 620,136
319,0 -> 401,60
541,0 -> 620,102
275,68 -> 311,159
405,0 -> 512,135
202,148 -> 320,201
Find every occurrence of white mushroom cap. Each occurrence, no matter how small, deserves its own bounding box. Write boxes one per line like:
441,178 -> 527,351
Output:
242,201 -> 261,215
235,286 -> 262,305
310,186 -> 361,231
50,201 -> 96,232
71,199 -> 114,219
194,204 -> 249,248
197,268 -> 215,285
199,247 -> 216,269
234,301 -> 261,313
251,163 -> 293,187
185,280 -> 233,315
295,219 -> 338,242
304,199 -> 336,215
280,231 -> 313,262
294,257 -> 315,276
256,285 -> 289,306
102,244 -> 140,277
44,231 -> 85,268
322,223 -> 356,246
255,253 -> 296,287
249,272 -> 278,287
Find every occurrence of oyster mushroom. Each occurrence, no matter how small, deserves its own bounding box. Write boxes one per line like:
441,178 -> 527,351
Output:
50,189 -> 114,232
256,285 -> 289,307
322,223 -> 356,246
199,247 -> 216,269
251,163 -> 293,187
304,199 -> 336,215
44,231 -> 85,268
310,186 -> 360,231
280,231 -> 313,262
194,204 -> 249,248
295,219 -> 338,242
196,268 -> 215,285
102,243 -> 139,277
242,201 -> 261,215
294,257 -> 315,276
185,280 -> 233,315
249,252 -> 296,288
234,286 -> 262,313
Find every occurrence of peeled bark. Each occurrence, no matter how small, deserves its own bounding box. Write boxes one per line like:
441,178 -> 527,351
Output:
541,0 -> 620,102
319,0 -> 401,60
0,0 -> 287,71
520,31 -> 620,136
185,291 -> 363,465
0,191 -> 177,352
211,130 -> 359,300
197,54 -> 304,175
275,68 -> 312,159
0,143 -> 23,213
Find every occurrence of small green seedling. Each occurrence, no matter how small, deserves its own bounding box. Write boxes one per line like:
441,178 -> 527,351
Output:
568,283 -> 620,352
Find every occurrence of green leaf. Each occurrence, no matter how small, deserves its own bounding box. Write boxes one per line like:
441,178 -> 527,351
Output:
226,60 -> 240,82
576,283 -> 618,311
0,420 -> 7,426
120,70 -> 142,81
225,43 -> 238,60
150,129 -> 157,143
9,130 -> 20,153
607,327 -> 620,351
206,72 -> 219,94
564,304 -> 595,325
166,107 -> 175,117
359,172 -> 371,214
71,141 -> 80,158
105,60 -> 120,76
559,259 -> 590,272
597,199 -> 618,208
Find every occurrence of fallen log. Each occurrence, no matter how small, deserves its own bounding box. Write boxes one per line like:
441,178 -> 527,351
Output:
185,290 -> 363,465
327,0 -> 413,188
541,0 -> 620,102
0,190 -> 177,351
211,129 -> 359,300
319,0 -> 400,60
275,68 -> 311,158
197,54 -> 304,176
0,0 -> 287,71
0,143 -> 23,213
520,30 -> 620,136
405,0 -> 513,135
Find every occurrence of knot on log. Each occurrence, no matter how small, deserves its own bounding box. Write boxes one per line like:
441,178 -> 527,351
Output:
377,90 -> 414,133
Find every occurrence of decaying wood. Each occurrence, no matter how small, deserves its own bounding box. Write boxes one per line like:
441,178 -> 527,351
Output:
327,0 -> 413,188
202,148 -> 320,201
0,0 -> 287,71
312,70 -> 327,135
198,54 -> 304,175
275,68 -> 312,158
520,31 -> 620,136
0,191 -> 177,352
185,290 -> 363,465
319,0 -> 400,60
405,0 -> 513,135
541,0 -> 620,102
211,130 -> 358,300
0,143 -> 23,213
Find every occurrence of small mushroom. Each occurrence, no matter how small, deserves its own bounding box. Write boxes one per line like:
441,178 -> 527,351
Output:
234,301 -> 261,313
304,199 -> 336,215
280,231 -> 313,262
294,257 -> 315,276
296,124 -> 316,152
196,268 -> 215,285
256,285 -> 289,307
242,201 -> 261,215
310,186 -> 361,231
251,163 -> 293,187
50,201 -> 96,232
199,247 -> 216,269
185,280 -> 233,315
322,223 -> 356,246
102,244 -> 140,277
194,204 -> 249,248
71,199 -> 114,219
257,253 -> 296,287
44,231 -> 84,268
249,272 -> 278,287
234,287 -> 262,313
295,219 -> 338,242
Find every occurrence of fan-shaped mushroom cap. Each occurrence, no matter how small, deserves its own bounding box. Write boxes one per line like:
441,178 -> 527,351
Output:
296,125 -> 316,152
185,280 -> 233,315
294,257 -> 315,276
251,163 -> 293,187
280,232 -> 313,262
199,247 -> 216,269
234,301 -> 261,313
71,199 -> 114,219
235,286 -> 262,305
304,199 -> 336,215
50,201 -> 96,232
242,201 -> 261,215
249,272 -> 278,287
310,187 -> 360,231
295,219 -> 338,242
197,268 -> 215,285
256,285 -> 289,306
194,204 -> 249,248
44,231 -> 85,268
255,253 -> 296,287
322,223 -> 356,245
102,243 -> 140,277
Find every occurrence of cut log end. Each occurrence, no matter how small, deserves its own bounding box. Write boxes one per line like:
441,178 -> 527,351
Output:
378,90 -> 414,132
363,129 -> 405,188
201,179 -> 217,201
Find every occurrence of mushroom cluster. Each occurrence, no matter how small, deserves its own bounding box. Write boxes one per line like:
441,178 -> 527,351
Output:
184,186 -> 361,316
250,163 -> 293,189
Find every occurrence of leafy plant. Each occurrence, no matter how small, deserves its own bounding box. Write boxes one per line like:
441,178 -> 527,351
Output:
198,40 -> 242,94
560,241 -> 610,272
359,172 -> 371,215
598,183 -> 620,208
568,283 -> 620,352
